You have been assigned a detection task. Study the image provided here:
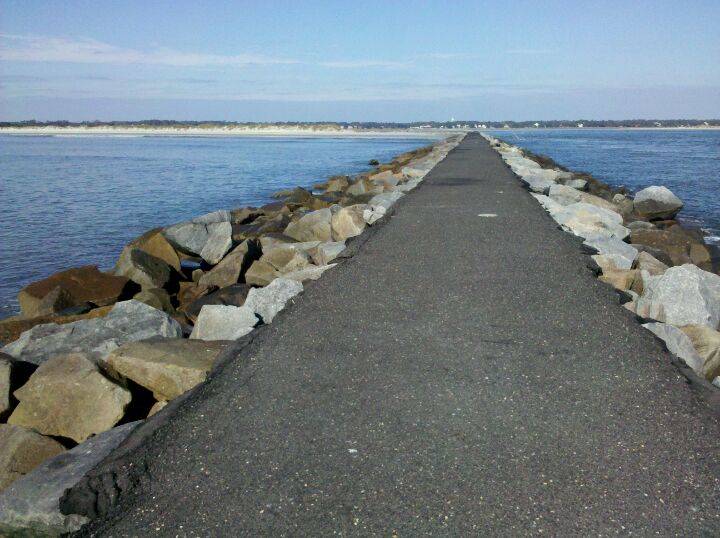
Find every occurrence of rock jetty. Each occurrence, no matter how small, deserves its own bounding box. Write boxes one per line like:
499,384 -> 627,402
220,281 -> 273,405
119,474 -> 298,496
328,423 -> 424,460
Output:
0,135 -> 462,534
484,133 -> 720,389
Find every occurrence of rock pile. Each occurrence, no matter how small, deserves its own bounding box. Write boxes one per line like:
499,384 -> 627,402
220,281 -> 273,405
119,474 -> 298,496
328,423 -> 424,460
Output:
484,134 -> 720,388
0,135 -> 462,534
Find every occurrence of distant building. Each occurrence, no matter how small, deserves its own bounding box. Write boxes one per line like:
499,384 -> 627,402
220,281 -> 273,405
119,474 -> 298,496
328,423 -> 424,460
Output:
534,122 -> 540,128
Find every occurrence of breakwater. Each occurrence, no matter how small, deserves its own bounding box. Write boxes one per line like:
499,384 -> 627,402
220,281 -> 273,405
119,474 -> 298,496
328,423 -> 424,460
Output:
484,134 -> 720,389
0,135 -> 461,535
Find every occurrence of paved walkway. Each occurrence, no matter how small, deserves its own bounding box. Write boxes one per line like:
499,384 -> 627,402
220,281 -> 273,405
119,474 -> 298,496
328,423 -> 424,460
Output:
74,134 -> 720,536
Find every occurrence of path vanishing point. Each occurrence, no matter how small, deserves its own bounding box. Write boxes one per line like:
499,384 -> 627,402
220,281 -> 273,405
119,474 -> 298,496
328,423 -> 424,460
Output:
71,133 -> 720,536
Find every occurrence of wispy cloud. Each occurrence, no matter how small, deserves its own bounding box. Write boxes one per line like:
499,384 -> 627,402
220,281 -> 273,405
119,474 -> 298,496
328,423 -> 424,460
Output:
505,48 -> 552,55
317,59 -> 411,69
0,34 -> 298,66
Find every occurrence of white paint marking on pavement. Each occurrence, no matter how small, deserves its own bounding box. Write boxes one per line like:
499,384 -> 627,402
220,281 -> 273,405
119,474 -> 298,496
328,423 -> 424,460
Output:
478,214 -> 498,218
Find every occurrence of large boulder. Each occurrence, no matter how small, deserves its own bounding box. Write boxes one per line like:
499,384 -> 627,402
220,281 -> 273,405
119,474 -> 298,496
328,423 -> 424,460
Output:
198,240 -> 261,288
0,307 -> 112,347
583,234 -> 638,269
17,266 -> 135,318
244,278 -> 303,324
642,322 -> 704,373
199,221 -> 233,265
284,209 -> 333,243
164,211 -> 232,257
633,186 -> 684,220
552,203 -> 629,240
633,251 -> 668,276
0,424 -> 65,491
642,264 -> 720,328
679,325 -> 720,380
363,192 -> 405,225
244,260 -> 278,287
331,205 -> 367,240
116,228 -> 181,273
630,228 -> 712,269
598,269 -> 639,292
0,422 -> 139,537
261,247 -> 312,274
2,300 -> 183,365
189,305 -> 257,341
132,288 -> 175,314
115,249 -> 172,290
8,353 -> 132,443
184,284 -> 252,323
107,338 -> 228,401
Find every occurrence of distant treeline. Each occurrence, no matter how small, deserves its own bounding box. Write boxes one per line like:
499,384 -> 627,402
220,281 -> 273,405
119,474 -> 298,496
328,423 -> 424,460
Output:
1,119 -> 719,129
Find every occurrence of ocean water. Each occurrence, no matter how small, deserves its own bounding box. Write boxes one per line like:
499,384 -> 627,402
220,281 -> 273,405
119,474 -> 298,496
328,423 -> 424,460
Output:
0,135 -> 438,317
489,129 -> 720,243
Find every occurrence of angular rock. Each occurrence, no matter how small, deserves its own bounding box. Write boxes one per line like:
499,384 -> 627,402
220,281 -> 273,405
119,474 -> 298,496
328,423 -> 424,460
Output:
598,269 -> 638,291
164,213 -> 231,257
0,353 -> 35,420
199,240 -> 260,289
583,234 -> 638,267
633,251 -> 668,276
331,205 -> 367,240
189,305 -> 257,340
282,264 -> 336,282
679,325 -> 720,380
244,278 -> 303,324
199,221 -> 233,265
643,322 -> 704,373
261,247 -> 312,274
363,192 -> 405,225
553,203 -> 629,240
346,178 -> 381,197
115,249 -> 172,290
634,186 -> 684,220
244,260 -> 278,287
132,288 -> 174,314
148,400 -> 167,417
325,175 -> 350,192
0,422 -> 139,537
2,300 -> 183,365
624,296 -> 666,322
17,266 -> 134,318
176,283 -> 216,313
564,179 -> 587,190
8,353 -> 132,443
630,228 -> 711,269
33,287 -> 76,317
548,184 -> 582,206
308,241 -> 346,266
627,221 -> 656,232
107,338 -> 228,401
284,208 -> 333,243
0,307 -> 112,347
258,234 -> 297,251
0,424 -> 65,492
592,254 -> 633,272
642,264 -> 720,328
184,284 -> 252,323
116,228 -> 181,273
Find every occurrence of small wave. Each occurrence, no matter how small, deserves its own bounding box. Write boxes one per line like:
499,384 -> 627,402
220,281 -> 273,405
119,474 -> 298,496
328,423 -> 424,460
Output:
705,235 -> 720,245
52,134 -> 144,138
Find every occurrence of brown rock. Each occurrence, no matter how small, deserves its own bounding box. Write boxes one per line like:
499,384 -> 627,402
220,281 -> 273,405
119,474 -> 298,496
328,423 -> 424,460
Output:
133,288 -> 175,314
184,284 -> 252,323
0,353 -> 36,420
0,306 -> 113,345
331,205 -> 367,241
261,247 -> 312,274
598,269 -> 638,291
148,400 -> 167,417
284,208 -> 333,243
8,353 -> 132,443
244,260 -> 278,287
630,229 -> 711,269
33,286 -> 76,317
679,325 -> 720,380
176,283 -> 217,312
633,252 -> 669,276
115,248 -> 173,290
116,228 -> 181,273
0,424 -> 65,491
107,338 -> 228,401
231,207 -> 263,225
199,240 -> 261,289
17,266 -> 135,318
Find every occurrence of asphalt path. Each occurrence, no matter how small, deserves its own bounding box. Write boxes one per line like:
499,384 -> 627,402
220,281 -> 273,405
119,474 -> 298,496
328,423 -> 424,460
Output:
71,133 -> 720,536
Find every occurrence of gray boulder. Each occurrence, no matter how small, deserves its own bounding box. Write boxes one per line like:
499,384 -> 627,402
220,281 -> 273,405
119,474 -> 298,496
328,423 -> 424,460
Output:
553,203 -> 629,240
244,278 -> 303,324
164,211 -> 231,256
184,284 -> 252,323
189,305 -> 257,341
0,353 -> 35,420
633,186 -> 684,220
548,184 -> 583,206
199,240 -> 261,289
583,234 -> 638,269
308,241 -> 346,266
199,221 -> 233,265
281,264 -> 336,282
363,192 -> 405,225
0,422 -> 139,537
2,300 -> 183,365
642,264 -> 720,328
642,322 -> 704,374
284,209 -> 333,243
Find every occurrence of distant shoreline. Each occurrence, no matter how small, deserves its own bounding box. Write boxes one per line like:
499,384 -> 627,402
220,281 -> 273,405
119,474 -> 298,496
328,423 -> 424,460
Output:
1,125 -> 719,137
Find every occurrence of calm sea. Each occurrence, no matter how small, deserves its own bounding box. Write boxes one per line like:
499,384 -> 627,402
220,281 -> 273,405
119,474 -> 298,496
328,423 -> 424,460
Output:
489,128 -> 720,243
0,135 -> 438,317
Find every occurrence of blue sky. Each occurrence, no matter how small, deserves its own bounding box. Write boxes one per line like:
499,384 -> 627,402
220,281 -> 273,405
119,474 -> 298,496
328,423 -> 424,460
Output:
1,0 -> 719,121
